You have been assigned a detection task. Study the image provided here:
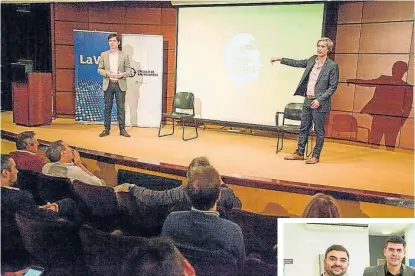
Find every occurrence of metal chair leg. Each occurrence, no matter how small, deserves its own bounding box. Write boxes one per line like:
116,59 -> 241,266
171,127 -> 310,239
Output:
276,132 -> 284,153
158,117 -> 175,137
182,118 -> 198,141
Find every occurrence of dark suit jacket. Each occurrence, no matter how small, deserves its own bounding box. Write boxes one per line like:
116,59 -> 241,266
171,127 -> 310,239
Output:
1,187 -> 80,252
363,264 -> 415,276
281,55 -> 339,112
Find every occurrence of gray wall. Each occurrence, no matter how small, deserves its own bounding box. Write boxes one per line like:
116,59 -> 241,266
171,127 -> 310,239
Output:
369,236 -> 386,266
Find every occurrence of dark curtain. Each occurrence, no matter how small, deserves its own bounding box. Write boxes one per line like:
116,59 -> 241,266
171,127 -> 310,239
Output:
1,4 -> 51,111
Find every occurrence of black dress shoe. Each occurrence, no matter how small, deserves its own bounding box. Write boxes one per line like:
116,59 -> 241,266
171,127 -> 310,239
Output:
99,129 -> 110,137
120,130 -> 130,137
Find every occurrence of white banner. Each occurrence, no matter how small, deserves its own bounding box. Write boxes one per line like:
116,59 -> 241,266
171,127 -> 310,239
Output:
122,34 -> 163,128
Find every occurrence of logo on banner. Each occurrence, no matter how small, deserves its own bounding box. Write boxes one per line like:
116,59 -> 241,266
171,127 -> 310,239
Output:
126,67 -> 159,77
79,55 -> 100,64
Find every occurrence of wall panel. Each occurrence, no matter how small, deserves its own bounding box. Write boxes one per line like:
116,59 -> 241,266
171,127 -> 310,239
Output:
56,92 -> 75,115
362,1 -> 414,23
335,25 -> 361,53
55,21 -> 88,45
55,45 -> 74,69
359,22 -> 412,53
55,69 -> 74,92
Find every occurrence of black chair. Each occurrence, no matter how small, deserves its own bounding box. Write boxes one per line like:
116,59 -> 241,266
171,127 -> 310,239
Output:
228,209 -> 282,264
38,174 -> 79,205
177,245 -> 239,276
158,92 -> 199,141
117,169 -> 182,191
15,169 -> 43,203
116,191 -> 170,237
243,255 -> 278,276
79,224 -> 146,276
275,102 -> 313,157
15,211 -> 87,275
72,180 -> 120,232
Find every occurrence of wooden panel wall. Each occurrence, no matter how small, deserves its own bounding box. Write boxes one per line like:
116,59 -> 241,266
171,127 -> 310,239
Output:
51,1 -> 176,117
51,1 -> 414,150
330,1 -> 414,150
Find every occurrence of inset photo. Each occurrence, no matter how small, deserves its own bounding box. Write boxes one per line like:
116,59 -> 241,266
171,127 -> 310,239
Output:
278,219 -> 415,276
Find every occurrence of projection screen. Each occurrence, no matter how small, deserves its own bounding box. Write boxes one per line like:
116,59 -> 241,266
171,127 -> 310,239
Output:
176,3 -> 325,126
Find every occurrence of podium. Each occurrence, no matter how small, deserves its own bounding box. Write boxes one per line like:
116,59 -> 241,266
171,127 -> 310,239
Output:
12,72 -> 52,126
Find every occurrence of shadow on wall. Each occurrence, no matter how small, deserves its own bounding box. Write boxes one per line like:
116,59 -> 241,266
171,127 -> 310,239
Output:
347,61 -> 413,150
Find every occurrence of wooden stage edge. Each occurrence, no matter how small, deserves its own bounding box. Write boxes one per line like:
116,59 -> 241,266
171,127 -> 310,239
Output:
1,120 -> 414,209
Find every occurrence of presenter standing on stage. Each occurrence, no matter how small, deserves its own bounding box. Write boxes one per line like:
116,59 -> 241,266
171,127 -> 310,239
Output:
270,37 -> 339,164
98,33 -> 131,137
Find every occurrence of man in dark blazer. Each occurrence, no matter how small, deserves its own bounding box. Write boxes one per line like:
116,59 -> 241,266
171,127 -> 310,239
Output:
98,33 -> 131,137
363,236 -> 415,276
270,37 -> 339,164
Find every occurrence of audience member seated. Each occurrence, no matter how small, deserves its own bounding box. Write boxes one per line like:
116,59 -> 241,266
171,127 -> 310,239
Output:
114,156 -> 242,212
1,154 -> 81,272
42,140 -> 105,186
161,166 -> 246,270
302,193 -> 340,218
121,237 -> 195,276
9,131 -> 45,173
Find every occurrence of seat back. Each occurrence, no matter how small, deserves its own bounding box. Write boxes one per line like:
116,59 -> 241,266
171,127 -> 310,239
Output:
79,224 -> 145,276
243,256 -> 278,276
73,180 -> 119,216
72,180 -> 120,231
117,191 -> 169,237
15,169 -> 43,204
283,103 -> 304,122
15,211 -> 86,274
228,209 -> 281,264
173,92 -> 195,115
177,245 -> 238,276
117,169 -> 182,191
37,174 -> 79,204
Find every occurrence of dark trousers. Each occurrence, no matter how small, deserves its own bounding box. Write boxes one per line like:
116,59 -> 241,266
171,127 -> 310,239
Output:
296,97 -> 327,158
104,82 -> 125,131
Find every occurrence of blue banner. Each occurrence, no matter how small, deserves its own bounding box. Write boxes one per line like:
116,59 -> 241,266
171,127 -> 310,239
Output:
74,30 -> 117,123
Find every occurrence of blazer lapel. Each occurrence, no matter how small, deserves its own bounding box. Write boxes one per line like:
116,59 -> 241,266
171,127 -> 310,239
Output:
378,264 -> 385,276
104,51 -> 110,70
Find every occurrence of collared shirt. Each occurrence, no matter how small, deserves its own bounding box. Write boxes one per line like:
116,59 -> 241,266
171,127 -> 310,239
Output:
306,57 -> 326,97
190,206 -> 220,217
385,264 -> 403,276
42,162 -> 105,186
109,50 -> 119,80
16,150 -> 36,155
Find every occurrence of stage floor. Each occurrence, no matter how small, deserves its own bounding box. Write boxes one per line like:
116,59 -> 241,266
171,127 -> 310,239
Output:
1,111 -> 414,197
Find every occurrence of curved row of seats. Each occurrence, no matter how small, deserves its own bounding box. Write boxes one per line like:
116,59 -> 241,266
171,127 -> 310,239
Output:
7,169 -> 281,275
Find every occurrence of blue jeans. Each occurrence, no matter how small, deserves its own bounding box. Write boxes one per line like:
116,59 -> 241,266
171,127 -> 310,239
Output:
296,98 -> 327,158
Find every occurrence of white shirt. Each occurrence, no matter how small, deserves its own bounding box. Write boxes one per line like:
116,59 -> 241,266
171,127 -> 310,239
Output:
42,162 -> 105,187
109,51 -> 119,80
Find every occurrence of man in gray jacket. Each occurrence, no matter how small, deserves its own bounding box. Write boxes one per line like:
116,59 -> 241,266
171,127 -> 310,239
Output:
270,37 -> 339,164
363,236 -> 415,276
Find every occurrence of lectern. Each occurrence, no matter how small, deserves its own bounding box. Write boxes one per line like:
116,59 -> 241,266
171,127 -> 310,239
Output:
12,61 -> 52,126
